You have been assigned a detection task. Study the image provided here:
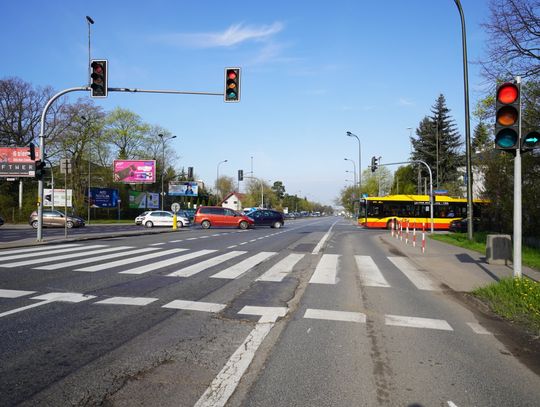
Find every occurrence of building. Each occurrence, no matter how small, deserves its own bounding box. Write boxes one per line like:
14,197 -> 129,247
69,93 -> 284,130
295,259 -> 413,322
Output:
220,191 -> 246,211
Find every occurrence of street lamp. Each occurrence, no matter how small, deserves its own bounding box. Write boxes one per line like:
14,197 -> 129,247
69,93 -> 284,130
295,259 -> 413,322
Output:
158,133 -> 176,210
344,158 -> 357,186
216,159 -> 228,198
86,16 -> 94,86
346,131 -> 361,192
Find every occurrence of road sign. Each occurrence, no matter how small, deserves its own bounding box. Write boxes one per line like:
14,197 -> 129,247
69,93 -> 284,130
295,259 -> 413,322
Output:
171,202 -> 181,213
60,158 -> 72,174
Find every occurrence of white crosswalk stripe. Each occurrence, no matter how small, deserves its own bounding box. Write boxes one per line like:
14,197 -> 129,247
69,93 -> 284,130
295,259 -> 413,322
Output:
0,246 -> 129,268
33,247 -> 159,270
387,257 -> 441,291
119,249 -> 217,275
309,254 -> 339,284
256,253 -> 305,282
167,251 -> 247,277
355,255 -> 391,287
0,244 -> 82,257
211,252 -> 276,279
74,248 -> 187,272
0,244 -> 89,263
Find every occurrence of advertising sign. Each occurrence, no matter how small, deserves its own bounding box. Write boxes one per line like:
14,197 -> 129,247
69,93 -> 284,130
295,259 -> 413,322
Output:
44,189 -> 72,207
113,160 -> 156,183
169,182 -> 199,196
129,191 -> 160,209
0,146 -> 41,177
86,188 -> 119,208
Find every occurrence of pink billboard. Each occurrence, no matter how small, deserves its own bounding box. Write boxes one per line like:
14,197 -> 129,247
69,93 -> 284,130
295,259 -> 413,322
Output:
113,160 -> 156,183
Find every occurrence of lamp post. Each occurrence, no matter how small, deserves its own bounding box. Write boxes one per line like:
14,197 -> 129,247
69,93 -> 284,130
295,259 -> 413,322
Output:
158,133 -> 176,210
344,158 -> 358,218
216,159 -> 228,199
85,16 -> 94,85
346,131 -> 361,193
454,0 -> 474,241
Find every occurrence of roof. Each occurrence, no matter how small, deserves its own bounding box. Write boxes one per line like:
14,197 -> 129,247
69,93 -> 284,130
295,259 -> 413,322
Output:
220,191 -> 246,204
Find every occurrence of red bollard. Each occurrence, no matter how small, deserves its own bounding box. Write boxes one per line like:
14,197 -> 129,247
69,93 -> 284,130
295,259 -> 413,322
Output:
413,221 -> 417,247
421,222 -> 426,253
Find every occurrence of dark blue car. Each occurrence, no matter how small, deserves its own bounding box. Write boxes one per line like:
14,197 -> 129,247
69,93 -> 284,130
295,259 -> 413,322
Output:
247,209 -> 285,228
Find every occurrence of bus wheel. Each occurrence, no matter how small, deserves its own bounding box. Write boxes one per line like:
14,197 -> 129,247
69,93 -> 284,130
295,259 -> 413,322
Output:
386,219 -> 395,230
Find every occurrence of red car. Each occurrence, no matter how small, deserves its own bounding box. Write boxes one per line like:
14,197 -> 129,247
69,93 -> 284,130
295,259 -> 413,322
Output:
194,206 -> 254,229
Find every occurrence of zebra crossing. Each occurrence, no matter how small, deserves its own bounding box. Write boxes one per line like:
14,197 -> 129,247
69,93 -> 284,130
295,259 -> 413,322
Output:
0,242 -> 440,290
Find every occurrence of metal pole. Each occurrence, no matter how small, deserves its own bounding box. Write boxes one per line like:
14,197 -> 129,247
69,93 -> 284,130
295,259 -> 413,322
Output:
37,87 -> 88,241
514,76 -> 522,278
86,16 -> 94,85
161,135 -> 165,210
454,0 -> 474,241
216,159 -> 228,199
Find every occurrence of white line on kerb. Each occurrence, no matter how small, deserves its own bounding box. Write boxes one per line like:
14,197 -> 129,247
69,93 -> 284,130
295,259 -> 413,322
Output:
194,306 -> 287,407
312,219 -> 340,254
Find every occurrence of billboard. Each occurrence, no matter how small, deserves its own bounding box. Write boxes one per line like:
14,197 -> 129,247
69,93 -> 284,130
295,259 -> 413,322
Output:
86,188 -> 119,208
113,160 -> 156,183
169,182 -> 199,196
44,189 -> 72,207
0,146 -> 41,177
129,191 -> 159,209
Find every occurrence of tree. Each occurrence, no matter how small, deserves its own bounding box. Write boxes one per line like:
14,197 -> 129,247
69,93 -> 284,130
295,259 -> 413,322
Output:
215,175 -> 235,198
472,121 -> 491,153
410,94 -> 463,190
481,0 -> 540,80
103,108 -> 150,159
271,181 -> 286,200
390,165 -> 417,195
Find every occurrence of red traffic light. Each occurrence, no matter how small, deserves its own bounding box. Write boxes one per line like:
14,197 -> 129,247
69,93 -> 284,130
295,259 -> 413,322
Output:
90,59 -> 108,98
497,83 -> 519,104
224,68 -> 240,103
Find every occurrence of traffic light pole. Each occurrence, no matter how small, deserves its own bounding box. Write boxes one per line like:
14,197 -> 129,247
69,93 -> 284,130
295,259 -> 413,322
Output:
513,76 -> 522,278
37,85 -> 226,241
378,160 -> 434,233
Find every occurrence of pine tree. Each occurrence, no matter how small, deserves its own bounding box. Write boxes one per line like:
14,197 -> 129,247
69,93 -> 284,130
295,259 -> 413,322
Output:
410,94 -> 463,190
472,121 -> 491,153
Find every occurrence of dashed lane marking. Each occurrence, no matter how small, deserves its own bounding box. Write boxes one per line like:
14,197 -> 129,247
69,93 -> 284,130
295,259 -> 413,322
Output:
95,297 -> 159,306
304,308 -> 366,323
385,314 -> 453,331
162,299 -> 226,313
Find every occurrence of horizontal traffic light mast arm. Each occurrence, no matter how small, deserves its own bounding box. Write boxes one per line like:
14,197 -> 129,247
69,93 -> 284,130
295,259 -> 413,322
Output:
108,87 -> 224,96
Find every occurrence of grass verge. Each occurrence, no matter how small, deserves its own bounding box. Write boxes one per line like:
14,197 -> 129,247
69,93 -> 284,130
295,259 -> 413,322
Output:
473,277 -> 540,334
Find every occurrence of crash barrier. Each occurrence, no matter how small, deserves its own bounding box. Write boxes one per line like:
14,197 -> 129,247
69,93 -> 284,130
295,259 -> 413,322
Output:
486,234 -> 512,265
390,218 -> 426,253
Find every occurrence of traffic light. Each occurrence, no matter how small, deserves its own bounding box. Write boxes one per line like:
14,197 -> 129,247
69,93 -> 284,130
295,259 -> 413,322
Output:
35,160 -> 46,179
521,130 -> 540,152
187,166 -> 193,179
495,81 -> 520,151
238,169 -> 243,181
28,142 -> 36,160
224,68 -> 241,102
90,60 -> 108,98
371,156 -> 378,173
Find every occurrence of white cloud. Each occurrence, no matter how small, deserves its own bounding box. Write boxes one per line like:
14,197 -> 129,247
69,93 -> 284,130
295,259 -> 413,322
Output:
157,22 -> 284,48
398,98 -> 414,106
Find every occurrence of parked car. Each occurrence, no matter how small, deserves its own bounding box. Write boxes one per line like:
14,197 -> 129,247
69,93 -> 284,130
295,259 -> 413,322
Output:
181,209 -> 196,223
28,210 -> 85,229
0,214 -> 4,226
248,209 -> 285,228
448,218 -> 480,233
135,210 -> 189,228
194,206 -> 254,229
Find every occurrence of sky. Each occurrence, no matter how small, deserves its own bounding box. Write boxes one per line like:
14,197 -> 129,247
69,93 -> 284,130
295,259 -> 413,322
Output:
1,0 -> 493,206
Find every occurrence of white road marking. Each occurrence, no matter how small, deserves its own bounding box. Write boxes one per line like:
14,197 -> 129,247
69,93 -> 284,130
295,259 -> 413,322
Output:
0,289 -> 36,298
95,297 -> 158,306
385,314 -> 453,331
187,238 -> 198,240
467,322 -> 493,335
256,253 -> 305,282
0,245 -> 100,264
0,292 -> 95,318
149,242 -> 165,246
170,240 -> 183,243
447,402 -> 459,407
355,255 -> 391,287
119,250 -> 216,275
1,246 -> 128,268
227,245 -> 238,249
74,248 -> 187,272
195,307 -> 287,407
309,254 -> 339,284
238,305 -> 288,323
162,300 -> 225,313
211,252 -> 276,279
304,308 -> 366,323
33,248 -> 158,270
167,251 -> 246,277
387,257 -> 440,291
312,219 -> 340,254
0,244 -> 81,256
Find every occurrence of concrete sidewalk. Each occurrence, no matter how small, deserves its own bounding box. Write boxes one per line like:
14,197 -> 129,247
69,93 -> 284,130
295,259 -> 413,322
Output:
378,231 -> 540,292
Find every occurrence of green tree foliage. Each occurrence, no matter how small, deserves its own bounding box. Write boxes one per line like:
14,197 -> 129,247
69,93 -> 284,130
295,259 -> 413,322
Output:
410,94 -> 463,190
104,107 -> 150,159
390,165 -> 416,195
215,175 -> 235,199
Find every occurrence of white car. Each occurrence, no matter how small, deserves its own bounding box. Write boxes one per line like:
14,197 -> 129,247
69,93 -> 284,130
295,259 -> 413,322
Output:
135,210 -> 190,228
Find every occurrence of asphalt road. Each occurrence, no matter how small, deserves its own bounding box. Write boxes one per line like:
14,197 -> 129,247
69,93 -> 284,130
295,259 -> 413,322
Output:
0,217 -> 539,406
